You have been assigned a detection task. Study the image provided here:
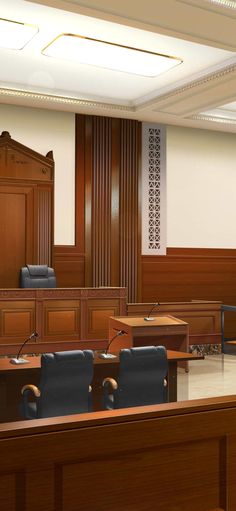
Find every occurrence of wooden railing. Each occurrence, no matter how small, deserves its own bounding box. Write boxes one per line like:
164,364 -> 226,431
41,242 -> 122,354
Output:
1,395 -> 236,510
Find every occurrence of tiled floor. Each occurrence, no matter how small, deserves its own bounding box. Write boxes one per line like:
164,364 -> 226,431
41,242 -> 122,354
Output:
177,353 -> 236,401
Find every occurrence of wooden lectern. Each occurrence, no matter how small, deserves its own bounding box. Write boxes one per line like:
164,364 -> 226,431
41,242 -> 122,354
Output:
109,315 -> 189,370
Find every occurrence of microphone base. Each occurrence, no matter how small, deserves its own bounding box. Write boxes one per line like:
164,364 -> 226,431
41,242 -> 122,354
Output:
144,317 -> 156,321
10,357 -> 30,365
99,353 -> 117,359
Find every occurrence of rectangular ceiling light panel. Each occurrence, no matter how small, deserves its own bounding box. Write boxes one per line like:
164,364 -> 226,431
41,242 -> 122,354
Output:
0,18 -> 38,50
43,34 -> 182,77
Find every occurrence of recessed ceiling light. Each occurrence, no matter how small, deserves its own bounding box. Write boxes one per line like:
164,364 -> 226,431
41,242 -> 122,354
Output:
42,34 -> 182,78
0,18 -> 38,50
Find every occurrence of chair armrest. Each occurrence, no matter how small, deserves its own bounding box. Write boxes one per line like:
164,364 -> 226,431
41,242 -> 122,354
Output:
102,377 -> 118,390
21,384 -> 41,397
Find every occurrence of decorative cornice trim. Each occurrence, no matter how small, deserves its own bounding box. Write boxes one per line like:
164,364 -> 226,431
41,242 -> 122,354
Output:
1,66 -> 236,118
177,0 -> 236,14
137,62 -> 236,110
0,87 -> 134,112
190,114 -> 236,124
206,0 -> 236,10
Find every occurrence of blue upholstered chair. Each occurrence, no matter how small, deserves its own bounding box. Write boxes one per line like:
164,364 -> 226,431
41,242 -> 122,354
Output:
102,345 -> 168,410
20,264 -> 56,288
20,350 -> 94,419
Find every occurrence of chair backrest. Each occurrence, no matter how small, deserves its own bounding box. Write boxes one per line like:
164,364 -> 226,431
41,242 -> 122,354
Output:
36,350 -> 94,418
116,345 -> 168,408
20,264 -> 56,288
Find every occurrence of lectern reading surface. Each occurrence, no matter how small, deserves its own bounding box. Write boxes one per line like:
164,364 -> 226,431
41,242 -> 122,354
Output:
108,315 -> 189,370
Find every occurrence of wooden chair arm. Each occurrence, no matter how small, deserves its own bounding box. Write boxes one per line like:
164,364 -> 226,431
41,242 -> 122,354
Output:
102,377 -> 118,390
21,384 -> 41,397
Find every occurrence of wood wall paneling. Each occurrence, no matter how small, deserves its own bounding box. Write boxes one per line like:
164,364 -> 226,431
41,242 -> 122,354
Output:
141,249 -> 236,336
84,115 -> 93,287
53,114 -> 236,339
0,131 -> 54,286
1,124 -> 236,336
53,115 -> 87,288
37,186 -> 53,264
110,119 -> 120,286
52,250 -> 85,288
141,249 -> 236,303
55,115 -> 141,301
0,185 -> 34,287
120,120 -> 140,303
92,117 -> 112,287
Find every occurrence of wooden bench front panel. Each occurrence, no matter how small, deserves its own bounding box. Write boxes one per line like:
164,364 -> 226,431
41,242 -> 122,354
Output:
0,396 -> 236,510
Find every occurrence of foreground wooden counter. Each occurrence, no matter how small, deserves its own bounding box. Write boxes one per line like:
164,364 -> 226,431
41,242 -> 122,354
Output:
0,395 -> 235,510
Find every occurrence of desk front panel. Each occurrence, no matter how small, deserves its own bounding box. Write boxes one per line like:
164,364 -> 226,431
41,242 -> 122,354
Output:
41,299 -> 80,341
0,288 -> 127,355
0,300 -> 35,345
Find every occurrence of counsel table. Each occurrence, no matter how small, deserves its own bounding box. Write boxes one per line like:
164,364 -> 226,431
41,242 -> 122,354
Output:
0,350 -> 203,422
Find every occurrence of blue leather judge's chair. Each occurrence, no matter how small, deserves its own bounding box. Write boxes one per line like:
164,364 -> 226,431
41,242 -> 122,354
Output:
20,264 -> 56,288
20,350 -> 94,419
102,345 -> 168,410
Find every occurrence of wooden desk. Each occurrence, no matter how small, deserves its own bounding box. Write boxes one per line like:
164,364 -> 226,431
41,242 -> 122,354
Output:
109,315 -> 189,370
0,350 -> 203,423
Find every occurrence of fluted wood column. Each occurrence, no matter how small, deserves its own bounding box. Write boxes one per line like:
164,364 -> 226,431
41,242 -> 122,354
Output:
120,120 -> 140,303
92,117 -> 112,287
76,114 -> 141,302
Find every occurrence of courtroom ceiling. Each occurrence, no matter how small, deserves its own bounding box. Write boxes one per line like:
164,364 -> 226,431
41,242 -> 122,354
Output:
1,0 -> 236,132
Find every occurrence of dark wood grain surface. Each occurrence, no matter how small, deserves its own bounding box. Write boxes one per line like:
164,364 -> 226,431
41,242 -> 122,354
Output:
0,395 -> 235,510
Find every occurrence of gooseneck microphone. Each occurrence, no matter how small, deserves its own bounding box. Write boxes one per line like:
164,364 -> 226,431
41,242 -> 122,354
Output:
99,330 -> 125,359
144,302 -> 160,321
10,332 -> 39,365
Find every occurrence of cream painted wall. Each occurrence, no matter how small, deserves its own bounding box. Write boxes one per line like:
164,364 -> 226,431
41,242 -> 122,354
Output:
0,104 -> 75,245
167,126 -> 236,248
1,106 -> 236,249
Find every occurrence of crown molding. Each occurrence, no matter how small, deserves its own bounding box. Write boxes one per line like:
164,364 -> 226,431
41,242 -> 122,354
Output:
136,62 -> 236,112
177,0 -> 236,15
0,87 -> 134,112
191,114 -> 236,124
